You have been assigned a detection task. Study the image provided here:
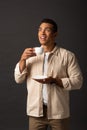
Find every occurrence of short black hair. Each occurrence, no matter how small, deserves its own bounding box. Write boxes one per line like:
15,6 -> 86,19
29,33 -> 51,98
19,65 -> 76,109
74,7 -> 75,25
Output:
40,18 -> 58,33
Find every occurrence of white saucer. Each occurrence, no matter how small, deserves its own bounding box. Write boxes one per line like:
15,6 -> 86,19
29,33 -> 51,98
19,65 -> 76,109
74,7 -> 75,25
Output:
32,75 -> 48,80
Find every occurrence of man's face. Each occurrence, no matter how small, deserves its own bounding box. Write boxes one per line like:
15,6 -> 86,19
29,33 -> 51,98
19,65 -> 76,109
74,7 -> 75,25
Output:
38,23 -> 57,46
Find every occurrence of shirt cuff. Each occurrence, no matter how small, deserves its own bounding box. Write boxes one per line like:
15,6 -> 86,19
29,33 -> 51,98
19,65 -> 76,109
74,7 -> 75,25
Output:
61,78 -> 71,90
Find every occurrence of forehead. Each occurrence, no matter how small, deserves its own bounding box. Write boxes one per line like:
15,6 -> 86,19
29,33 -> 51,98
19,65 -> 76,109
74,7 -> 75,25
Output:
39,23 -> 53,28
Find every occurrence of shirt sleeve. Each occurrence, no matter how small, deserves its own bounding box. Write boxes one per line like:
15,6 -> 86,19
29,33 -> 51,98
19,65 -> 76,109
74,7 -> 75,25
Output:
14,62 -> 28,84
61,52 -> 83,91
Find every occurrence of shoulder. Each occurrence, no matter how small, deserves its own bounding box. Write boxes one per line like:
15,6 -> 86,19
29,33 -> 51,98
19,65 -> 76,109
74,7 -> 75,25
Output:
57,46 -> 75,57
55,46 -> 76,63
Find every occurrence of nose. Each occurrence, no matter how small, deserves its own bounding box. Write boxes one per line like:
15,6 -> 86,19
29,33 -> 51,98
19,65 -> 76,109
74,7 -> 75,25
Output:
41,29 -> 45,34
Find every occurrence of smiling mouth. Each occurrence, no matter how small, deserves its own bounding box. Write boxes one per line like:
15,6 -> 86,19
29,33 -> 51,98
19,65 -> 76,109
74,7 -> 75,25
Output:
40,36 -> 47,40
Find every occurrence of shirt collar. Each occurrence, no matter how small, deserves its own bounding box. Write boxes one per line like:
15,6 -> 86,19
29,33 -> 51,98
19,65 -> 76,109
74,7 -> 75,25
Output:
49,45 -> 59,55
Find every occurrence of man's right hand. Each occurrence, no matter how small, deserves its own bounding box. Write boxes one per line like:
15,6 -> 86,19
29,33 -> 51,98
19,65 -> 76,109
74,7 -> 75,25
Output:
19,48 -> 36,73
20,48 -> 36,61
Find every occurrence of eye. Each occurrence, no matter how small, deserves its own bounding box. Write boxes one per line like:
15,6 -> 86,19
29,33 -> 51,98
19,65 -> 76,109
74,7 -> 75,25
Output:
46,28 -> 51,31
38,27 -> 53,33
45,28 -> 53,32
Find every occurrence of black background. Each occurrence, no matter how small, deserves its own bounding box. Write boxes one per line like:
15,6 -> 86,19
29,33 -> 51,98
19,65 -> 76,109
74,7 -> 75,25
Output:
0,0 -> 87,130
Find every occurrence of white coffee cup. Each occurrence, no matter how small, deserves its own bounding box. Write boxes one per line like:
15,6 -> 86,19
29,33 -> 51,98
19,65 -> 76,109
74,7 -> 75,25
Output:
34,47 -> 44,55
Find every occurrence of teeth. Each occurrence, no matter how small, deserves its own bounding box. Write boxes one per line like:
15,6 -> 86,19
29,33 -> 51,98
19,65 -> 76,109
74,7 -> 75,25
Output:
41,36 -> 46,39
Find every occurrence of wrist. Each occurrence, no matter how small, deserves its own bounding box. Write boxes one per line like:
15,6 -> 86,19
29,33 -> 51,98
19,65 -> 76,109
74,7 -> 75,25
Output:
55,78 -> 63,88
20,58 -> 26,62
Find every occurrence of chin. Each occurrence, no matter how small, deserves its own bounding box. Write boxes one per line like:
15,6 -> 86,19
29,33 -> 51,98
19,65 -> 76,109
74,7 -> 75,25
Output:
40,42 -> 46,45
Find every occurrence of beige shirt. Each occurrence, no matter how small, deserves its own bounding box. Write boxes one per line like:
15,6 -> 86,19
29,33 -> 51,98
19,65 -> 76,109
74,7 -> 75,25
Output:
14,46 -> 83,119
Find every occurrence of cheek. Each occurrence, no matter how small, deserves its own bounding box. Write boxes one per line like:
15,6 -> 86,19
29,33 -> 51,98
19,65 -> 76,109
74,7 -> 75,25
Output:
48,32 -> 54,37
38,33 -> 40,38
48,35 -> 54,40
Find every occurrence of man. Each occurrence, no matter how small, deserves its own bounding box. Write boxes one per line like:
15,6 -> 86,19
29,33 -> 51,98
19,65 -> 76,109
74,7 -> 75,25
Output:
14,18 -> 83,130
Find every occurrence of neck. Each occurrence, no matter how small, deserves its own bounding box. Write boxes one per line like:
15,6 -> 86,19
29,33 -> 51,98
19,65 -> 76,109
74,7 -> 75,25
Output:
42,42 -> 56,52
